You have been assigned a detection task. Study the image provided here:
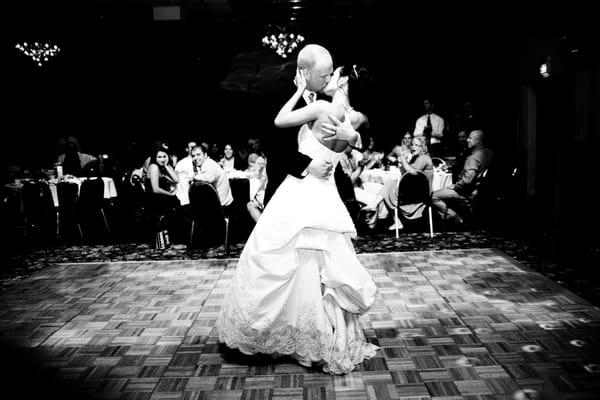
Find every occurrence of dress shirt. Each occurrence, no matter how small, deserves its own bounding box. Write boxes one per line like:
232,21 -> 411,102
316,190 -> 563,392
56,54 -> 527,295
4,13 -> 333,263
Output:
175,156 -> 194,180
414,113 -> 445,144
193,157 -> 233,206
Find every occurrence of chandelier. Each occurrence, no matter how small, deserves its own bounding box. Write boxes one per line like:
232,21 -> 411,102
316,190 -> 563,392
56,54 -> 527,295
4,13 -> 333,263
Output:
15,41 -> 61,67
261,24 -> 305,59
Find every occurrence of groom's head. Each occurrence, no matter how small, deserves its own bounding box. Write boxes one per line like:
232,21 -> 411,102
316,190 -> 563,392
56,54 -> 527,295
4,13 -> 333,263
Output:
297,44 -> 333,94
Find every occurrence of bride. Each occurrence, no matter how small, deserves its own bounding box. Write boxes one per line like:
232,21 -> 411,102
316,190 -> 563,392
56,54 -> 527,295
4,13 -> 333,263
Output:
217,62 -> 378,374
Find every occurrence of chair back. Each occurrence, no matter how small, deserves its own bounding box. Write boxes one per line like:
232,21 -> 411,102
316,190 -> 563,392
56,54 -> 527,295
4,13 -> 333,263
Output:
22,181 -> 54,220
79,178 -> 105,210
229,178 -> 249,209
397,171 -> 431,206
188,182 -> 226,246
431,157 -> 446,168
57,182 -> 79,212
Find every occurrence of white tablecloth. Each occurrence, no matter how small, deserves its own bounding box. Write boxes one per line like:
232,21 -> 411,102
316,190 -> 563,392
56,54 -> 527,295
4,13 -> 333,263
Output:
5,177 -> 117,208
360,167 -> 452,192
360,167 -> 401,186
432,168 -> 453,192
48,177 -> 117,207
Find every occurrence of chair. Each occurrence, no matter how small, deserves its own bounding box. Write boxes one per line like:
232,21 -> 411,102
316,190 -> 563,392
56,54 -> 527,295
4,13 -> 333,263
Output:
394,171 -> 434,239
229,178 -> 250,208
78,178 -> 110,237
57,181 -> 83,240
465,168 -> 492,225
21,180 -> 58,240
228,177 -> 254,239
431,157 -> 446,168
445,168 -> 490,228
143,179 -> 181,247
188,182 -> 229,253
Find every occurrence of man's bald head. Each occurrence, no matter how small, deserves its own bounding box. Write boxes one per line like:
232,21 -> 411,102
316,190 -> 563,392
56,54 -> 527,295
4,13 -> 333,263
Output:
297,44 -> 333,93
297,44 -> 330,69
467,130 -> 485,148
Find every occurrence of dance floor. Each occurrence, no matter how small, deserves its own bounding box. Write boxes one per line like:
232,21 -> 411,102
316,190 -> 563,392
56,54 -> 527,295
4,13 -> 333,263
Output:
1,249 -> 599,400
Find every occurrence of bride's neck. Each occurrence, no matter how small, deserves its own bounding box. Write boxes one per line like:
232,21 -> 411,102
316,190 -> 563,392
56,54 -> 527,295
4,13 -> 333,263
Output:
332,89 -> 350,110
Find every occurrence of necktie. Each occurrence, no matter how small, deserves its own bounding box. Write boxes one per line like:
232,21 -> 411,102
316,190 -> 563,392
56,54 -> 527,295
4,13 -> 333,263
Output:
426,114 -> 432,131
306,91 -> 316,103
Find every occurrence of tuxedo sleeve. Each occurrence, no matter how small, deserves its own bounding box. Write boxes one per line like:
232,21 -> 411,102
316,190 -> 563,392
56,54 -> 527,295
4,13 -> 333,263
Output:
287,151 -> 313,179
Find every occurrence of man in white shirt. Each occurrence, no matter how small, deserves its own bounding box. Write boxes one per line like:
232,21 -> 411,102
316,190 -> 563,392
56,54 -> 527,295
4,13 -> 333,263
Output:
414,98 -> 445,155
191,144 -> 233,207
175,141 -> 197,180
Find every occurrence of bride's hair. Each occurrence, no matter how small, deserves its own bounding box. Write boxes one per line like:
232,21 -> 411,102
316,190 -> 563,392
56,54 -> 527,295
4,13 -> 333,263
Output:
340,64 -> 372,115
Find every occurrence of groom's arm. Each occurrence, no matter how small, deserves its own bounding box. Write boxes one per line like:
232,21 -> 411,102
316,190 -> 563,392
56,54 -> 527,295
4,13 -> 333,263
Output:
287,151 -> 313,179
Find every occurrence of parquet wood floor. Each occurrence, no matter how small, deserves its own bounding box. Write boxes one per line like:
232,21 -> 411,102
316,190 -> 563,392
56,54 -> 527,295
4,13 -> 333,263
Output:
1,249 -> 599,399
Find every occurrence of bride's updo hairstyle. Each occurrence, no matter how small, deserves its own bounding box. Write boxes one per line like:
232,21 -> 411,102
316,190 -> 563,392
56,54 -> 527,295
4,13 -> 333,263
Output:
341,64 -> 373,115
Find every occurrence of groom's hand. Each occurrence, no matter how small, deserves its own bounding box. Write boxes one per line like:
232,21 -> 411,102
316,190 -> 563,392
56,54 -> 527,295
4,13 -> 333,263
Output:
322,112 -> 359,144
307,159 -> 333,179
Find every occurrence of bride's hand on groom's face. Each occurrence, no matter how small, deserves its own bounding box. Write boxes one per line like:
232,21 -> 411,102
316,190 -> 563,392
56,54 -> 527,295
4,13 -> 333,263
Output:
294,69 -> 307,92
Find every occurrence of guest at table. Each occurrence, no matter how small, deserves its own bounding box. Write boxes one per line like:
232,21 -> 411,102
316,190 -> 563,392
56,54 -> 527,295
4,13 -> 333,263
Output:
339,144 -> 379,219
209,142 -> 222,161
451,130 -> 469,181
146,145 -> 180,204
360,135 -> 384,170
245,153 -> 268,223
146,144 -> 181,243
219,144 -> 241,173
384,132 -> 412,168
191,144 -> 233,208
432,129 -> 493,224
401,130 -> 413,151
142,139 -> 173,176
362,136 -> 434,230
175,140 -> 198,180
57,136 -> 96,176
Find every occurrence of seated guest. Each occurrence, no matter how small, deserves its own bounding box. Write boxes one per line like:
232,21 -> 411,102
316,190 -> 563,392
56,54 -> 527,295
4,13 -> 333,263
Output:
238,138 -> 264,170
363,136 -> 434,230
400,130 -> 413,152
146,144 -> 181,243
209,142 -> 222,161
384,131 -> 413,168
175,140 -> 198,180
248,137 -> 264,158
339,144 -> 379,211
57,136 -> 96,176
146,145 -> 180,202
339,144 -> 364,186
191,144 -> 233,208
219,143 -> 240,173
452,130 -> 469,181
432,130 -> 493,224
141,139 -> 173,177
245,153 -> 268,223
360,136 -> 384,170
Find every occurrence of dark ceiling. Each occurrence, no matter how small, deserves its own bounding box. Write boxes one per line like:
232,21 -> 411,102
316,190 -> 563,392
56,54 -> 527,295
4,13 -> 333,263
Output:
4,0 -> 597,163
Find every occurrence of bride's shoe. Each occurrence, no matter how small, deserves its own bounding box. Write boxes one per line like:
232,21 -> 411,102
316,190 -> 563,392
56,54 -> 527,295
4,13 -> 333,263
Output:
296,355 -> 312,367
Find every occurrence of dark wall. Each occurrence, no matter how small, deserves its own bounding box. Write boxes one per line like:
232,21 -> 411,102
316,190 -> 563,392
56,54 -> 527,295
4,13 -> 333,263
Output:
4,2 -> 596,173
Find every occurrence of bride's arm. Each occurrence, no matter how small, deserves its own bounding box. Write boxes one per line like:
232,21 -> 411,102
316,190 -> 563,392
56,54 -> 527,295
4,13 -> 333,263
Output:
274,99 -> 326,128
274,69 -> 324,128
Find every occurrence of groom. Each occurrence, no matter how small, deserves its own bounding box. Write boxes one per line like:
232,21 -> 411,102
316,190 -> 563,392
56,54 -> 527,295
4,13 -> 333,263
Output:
264,44 -> 362,206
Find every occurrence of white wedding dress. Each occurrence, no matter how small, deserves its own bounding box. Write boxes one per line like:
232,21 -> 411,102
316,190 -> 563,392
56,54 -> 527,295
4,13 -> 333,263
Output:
217,125 -> 378,374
